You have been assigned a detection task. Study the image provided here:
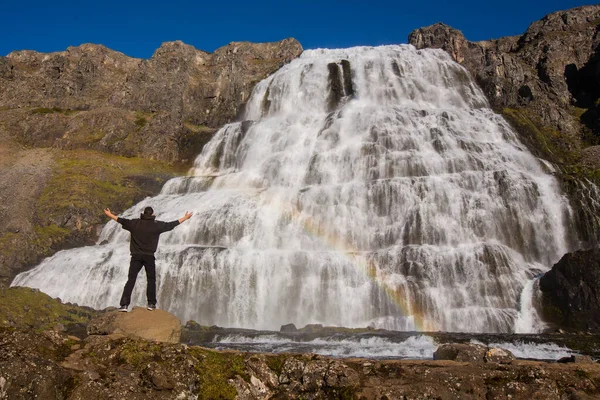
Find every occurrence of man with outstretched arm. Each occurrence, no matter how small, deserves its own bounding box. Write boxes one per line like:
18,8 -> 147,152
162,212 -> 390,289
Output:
103,206 -> 193,312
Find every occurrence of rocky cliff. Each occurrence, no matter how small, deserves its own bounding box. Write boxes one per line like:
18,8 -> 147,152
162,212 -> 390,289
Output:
0,38 -> 302,164
409,5 -> 600,246
0,39 -> 303,287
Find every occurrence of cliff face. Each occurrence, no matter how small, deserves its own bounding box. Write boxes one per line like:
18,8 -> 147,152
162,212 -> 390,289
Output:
409,6 -> 600,247
0,38 -> 302,164
0,39 -> 303,287
409,6 -> 600,147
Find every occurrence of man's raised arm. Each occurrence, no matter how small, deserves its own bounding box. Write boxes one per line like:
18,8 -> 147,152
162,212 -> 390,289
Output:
104,208 -> 118,221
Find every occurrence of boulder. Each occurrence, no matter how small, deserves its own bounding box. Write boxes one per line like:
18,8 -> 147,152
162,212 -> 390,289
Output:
539,248 -> 600,332
433,343 -> 488,362
87,307 -> 181,343
280,323 -> 297,333
484,347 -> 516,363
557,355 -> 596,364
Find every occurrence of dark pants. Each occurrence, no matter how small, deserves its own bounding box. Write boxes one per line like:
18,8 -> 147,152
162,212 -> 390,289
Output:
119,254 -> 157,306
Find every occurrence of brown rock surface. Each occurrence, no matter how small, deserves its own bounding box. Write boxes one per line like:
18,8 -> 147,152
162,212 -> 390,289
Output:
433,343 -> 488,362
1,325 -> 600,399
87,307 -> 181,343
0,38 -> 303,164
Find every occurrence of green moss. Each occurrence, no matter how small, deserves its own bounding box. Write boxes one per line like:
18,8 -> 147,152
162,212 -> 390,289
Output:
37,149 -> 177,222
502,107 -> 580,165
31,107 -> 78,116
135,116 -> 147,128
31,107 -> 63,114
183,121 -> 211,133
0,232 -> 20,259
119,340 -> 163,368
323,386 -> 358,400
0,287 -> 95,331
265,354 -> 286,376
188,347 -> 248,399
33,225 -> 70,255
575,369 -> 592,379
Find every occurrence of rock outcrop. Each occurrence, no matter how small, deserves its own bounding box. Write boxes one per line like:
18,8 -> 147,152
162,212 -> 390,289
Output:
0,38 -> 303,164
1,326 -> 600,399
409,6 -> 600,143
539,248 -> 600,331
87,307 -> 181,343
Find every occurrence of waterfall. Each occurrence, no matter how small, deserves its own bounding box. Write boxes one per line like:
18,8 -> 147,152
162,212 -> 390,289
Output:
13,45 -> 572,333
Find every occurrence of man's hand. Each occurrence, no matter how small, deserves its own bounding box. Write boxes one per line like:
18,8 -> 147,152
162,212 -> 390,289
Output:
104,208 -> 118,221
179,211 -> 193,224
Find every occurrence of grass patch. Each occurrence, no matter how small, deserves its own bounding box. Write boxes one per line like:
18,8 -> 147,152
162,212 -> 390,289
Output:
502,107 -> 580,164
31,107 -> 78,116
0,287 -> 96,331
119,340 -> 163,368
189,347 -> 248,399
37,149 -> 178,222
265,354 -> 286,376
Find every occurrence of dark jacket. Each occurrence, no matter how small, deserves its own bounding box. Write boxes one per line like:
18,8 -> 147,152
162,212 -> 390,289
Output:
117,214 -> 180,255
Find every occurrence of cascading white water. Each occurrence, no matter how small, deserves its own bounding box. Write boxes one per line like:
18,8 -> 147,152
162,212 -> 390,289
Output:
13,45 -> 572,333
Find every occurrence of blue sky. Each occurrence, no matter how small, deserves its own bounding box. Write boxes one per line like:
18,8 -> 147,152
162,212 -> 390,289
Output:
0,0 -> 592,58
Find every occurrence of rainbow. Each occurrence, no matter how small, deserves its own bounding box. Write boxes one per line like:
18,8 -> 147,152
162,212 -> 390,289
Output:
273,197 -> 439,332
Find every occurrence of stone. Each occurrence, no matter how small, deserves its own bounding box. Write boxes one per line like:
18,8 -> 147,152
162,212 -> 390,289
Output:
557,355 -> 596,364
484,347 -> 516,363
300,323 -> 324,333
539,248 -> 600,332
280,323 -> 297,332
86,307 -> 181,343
433,343 -> 488,362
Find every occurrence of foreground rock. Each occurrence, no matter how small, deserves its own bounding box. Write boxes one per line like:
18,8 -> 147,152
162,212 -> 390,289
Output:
1,326 -> 599,399
87,307 -> 181,343
540,248 -> 600,332
1,290 -> 599,398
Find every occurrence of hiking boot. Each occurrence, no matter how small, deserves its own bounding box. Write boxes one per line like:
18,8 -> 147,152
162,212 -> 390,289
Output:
147,304 -> 156,311
118,305 -> 128,312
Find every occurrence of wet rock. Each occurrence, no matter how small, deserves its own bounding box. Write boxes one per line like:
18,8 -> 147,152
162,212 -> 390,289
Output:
484,347 -> 516,363
539,248 -> 600,332
280,323 -> 297,332
433,343 -> 488,362
300,324 -> 324,333
86,307 -> 181,343
557,355 -> 596,364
